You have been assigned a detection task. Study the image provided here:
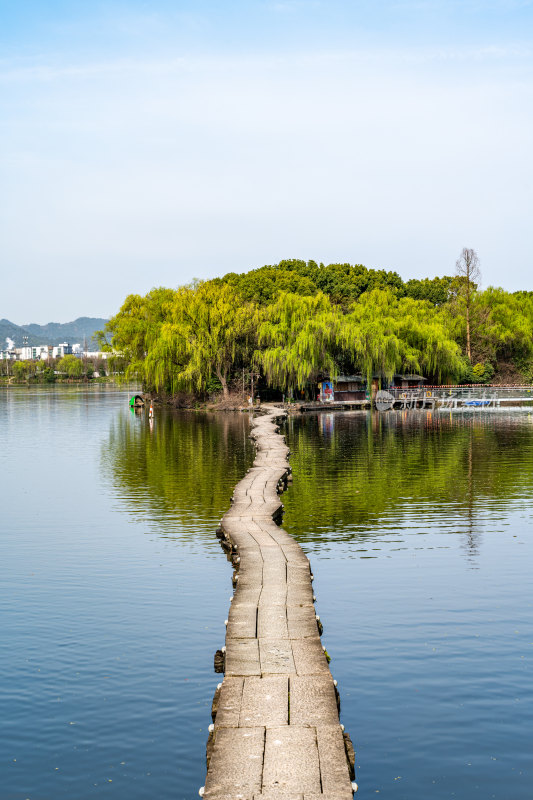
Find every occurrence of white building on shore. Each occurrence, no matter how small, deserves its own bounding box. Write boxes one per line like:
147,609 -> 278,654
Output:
52,342 -> 72,359
19,345 -> 52,361
3,341 -> 112,362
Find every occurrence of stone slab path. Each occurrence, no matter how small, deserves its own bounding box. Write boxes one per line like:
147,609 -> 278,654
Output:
202,406 -> 356,800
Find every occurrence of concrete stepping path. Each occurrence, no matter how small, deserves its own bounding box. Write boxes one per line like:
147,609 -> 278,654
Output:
202,406 -> 356,800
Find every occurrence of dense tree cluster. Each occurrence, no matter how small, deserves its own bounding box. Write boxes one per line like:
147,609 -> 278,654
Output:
3,354 -> 110,383
100,258 -> 533,397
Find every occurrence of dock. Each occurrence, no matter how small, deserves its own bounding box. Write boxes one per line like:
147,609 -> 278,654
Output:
294,390 -> 533,414
299,401 -> 370,412
202,406 -> 356,800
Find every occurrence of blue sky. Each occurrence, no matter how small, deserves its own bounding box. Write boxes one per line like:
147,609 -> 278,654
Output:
1,0 -> 532,322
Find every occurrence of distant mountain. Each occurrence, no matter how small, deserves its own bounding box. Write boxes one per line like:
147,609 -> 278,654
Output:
22,317 -> 109,347
0,319 -> 40,347
1,317 -> 109,348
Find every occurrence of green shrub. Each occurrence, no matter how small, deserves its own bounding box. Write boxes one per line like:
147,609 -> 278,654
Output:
470,362 -> 495,383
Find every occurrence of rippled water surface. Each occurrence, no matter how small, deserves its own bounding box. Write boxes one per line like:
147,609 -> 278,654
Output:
2,393 -> 532,800
0,387 -> 253,800
282,410 -> 533,800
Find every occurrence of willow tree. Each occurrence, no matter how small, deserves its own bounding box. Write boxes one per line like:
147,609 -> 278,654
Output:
145,280 -> 255,397
395,296 -> 464,381
102,287 -> 176,383
57,354 -> 84,378
255,291 -> 340,393
466,287 -> 533,364
340,289 -> 463,384
340,289 -> 406,385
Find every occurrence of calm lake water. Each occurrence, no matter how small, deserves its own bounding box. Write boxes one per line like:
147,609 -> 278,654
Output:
283,410 -> 533,800
0,387 -> 254,800
1,391 -> 532,800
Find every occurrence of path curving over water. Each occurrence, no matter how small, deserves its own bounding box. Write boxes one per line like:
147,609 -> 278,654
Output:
203,406 -> 356,800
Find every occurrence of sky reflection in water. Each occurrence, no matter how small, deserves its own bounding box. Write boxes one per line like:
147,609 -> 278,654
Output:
1,392 -> 532,799
0,388 -> 253,800
283,410 -> 533,800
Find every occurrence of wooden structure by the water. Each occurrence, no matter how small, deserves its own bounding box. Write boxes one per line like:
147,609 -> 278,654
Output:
300,392 -> 532,412
300,400 -> 371,411
202,406 -> 356,800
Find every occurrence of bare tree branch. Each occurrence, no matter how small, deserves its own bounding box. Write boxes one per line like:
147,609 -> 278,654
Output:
455,247 -> 481,361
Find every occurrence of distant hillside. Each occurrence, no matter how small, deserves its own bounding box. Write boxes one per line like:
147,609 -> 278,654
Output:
22,317 -> 109,346
1,317 -> 109,348
0,319 -> 40,347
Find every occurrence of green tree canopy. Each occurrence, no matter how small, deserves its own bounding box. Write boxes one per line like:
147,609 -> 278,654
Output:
255,292 -> 340,392
404,276 -> 454,306
223,259 -> 407,308
57,354 -> 84,377
442,285 -> 533,372
223,267 -> 318,305
103,287 -> 176,382
102,257 -> 533,395
473,287 -> 533,363
144,281 -> 255,397
341,290 -> 464,384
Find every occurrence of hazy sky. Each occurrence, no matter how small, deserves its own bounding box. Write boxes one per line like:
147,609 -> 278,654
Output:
1,0 -> 532,323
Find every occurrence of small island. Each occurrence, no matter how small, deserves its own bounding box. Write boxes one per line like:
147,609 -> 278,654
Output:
95,253 -> 533,406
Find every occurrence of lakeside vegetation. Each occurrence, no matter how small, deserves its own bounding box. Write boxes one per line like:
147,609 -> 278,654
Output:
98,256 -> 533,400
0,354 -> 123,384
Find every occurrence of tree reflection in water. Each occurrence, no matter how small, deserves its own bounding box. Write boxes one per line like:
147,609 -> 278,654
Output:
283,410 -> 533,558
101,408 -> 254,539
